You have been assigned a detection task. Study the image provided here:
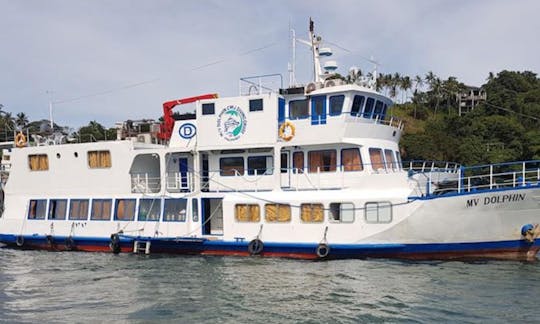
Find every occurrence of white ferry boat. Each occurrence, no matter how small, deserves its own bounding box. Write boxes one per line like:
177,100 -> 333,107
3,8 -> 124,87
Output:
1,20 -> 539,260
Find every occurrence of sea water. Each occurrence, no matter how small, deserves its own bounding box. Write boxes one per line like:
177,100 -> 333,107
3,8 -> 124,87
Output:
0,249 -> 538,323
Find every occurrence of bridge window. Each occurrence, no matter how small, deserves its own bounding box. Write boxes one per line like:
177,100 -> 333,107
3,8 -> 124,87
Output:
365,202 -> 392,223
247,156 -> 273,175
374,100 -> 384,119
265,204 -> 291,222
249,99 -> 263,112
384,149 -> 397,170
300,203 -> 324,222
91,199 -> 112,221
308,150 -> 336,172
395,151 -> 402,170
329,203 -> 354,223
28,199 -> 47,219
220,157 -> 244,176
364,97 -> 375,118
202,103 -> 215,115
329,95 -> 345,115
341,148 -> 363,171
351,95 -> 365,116
369,148 -> 385,171
138,198 -> 161,221
235,204 -> 260,222
48,199 -> 67,220
293,151 -> 304,173
289,99 -> 309,119
69,199 -> 89,220
163,198 -> 187,222
88,150 -> 111,168
114,199 -> 136,221
28,154 -> 49,171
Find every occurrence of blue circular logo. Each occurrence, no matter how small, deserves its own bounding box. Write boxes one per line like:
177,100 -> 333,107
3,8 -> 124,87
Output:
179,123 -> 196,139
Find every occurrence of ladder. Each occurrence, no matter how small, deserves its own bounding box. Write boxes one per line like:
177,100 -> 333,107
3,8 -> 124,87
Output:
133,240 -> 151,255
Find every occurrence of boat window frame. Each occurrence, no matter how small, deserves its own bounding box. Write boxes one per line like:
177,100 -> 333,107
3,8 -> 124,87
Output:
235,204 -> 261,222
90,199 -> 113,221
369,148 -> 385,171
202,103 -> 215,115
48,199 -> 67,220
68,199 -> 90,221
219,156 -> 245,176
364,201 -> 393,224
288,99 -> 310,120
264,203 -> 292,222
329,202 -> 355,223
249,98 -> 264,112
351,95 -> 365,116
247,155 -> 273,176
114,198 -> 136,221
308,149 -> 337,173
87,150 -> 112,169
341,148 -> 364,172
300,203 -> 324,223
138,198 -> 162,222
329,95 -> 345,116
28,154 -> 49,171
163,198 -> 187,222
28,199 -> 47,220
363,97 -> 375,118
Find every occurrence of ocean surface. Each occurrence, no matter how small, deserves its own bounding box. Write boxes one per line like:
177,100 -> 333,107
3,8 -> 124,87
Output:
0,249 -> 539,323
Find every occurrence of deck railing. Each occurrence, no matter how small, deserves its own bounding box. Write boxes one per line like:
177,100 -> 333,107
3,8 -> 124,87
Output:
417,160 -> 540,197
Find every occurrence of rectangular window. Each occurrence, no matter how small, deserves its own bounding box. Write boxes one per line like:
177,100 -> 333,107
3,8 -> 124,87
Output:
48,199 -> 67,220
69,199 -> 89,220
293,151 -> 304,173
374,100 -> 384,119
351,95 -> 365,116
192,198 -> 199,222
220,157 -> 244,176
365,202 -> 392,223
28,199 -> 47,219
114,199 -> 136,221
395,151 -> 402,170
280,153 -> 288,173
163,198 -> 187,222
249,99 -> 263,112
28,154 -> 49,171
329,203 -> 354,223
138,198 -> 161,221
369,148 -> 385,171
235,204 -> 260,222
329,95 -> 345,115
247,156 -> 273,175
202,103 -> 215,115
289,99 -> 309,119
341,148 -> 363,171
91,199 -> 112,221
363,97 -> 375,118
88,150 -> 111,168
265,204 -> 291,222
308,150 -> 336,172
384,149 -> 397,170
300,203 -> 324,222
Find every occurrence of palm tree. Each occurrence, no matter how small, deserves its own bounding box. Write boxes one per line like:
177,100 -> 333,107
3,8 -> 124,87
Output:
400,76 -> 412,103
15,112 -> 29,130
0,112 -> 15,131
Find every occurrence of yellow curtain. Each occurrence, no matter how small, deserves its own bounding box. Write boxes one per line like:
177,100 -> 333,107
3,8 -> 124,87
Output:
117,200 -> 125,219
88,151 -> 98,168
308,152 -> 323,172
28,155 -> 48,171
235,205 -> 248,221
265,204 -> 277,222
342,149 -> 363,171
93,201 -> 102,219
100,151 -> 111,168
277,204 -> 291,222
248,205 -> 260,222
384,150 -> 396,170
103,200 -> 112,219
301,204 -> 324,222
369,149 -> 384,170
293,152 -> 304,173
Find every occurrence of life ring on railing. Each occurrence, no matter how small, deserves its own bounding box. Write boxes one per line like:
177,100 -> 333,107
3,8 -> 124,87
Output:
248,239 -> 264,255
278,121 -> 295,141
109,233 -> 121,254
316,243 -> 330,258
15,132 -> 27,148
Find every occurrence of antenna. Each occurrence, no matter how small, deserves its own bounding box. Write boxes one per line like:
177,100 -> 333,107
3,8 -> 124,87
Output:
46,90 -> 54,130
288,28 -> 297,87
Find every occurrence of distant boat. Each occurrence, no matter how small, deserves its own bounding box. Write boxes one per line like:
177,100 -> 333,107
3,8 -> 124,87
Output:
0,19 -> 539,260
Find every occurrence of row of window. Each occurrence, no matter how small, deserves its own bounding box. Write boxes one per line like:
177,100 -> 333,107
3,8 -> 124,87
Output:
29,150 -> 111,171
28,197 -> 197,222
202,99 -> 263,115
235,201 -> 392,224
288,95 -> 388,120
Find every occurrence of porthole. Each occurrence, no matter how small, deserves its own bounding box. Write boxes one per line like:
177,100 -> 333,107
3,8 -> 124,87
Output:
74,152 -> 78,158
56,153 -> 61,159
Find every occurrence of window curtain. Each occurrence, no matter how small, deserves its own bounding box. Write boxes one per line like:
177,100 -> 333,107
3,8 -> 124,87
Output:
384,150 -> 396,170
369,149 -> 384,170
342,149 -> 363,171
293,152 -> 304,173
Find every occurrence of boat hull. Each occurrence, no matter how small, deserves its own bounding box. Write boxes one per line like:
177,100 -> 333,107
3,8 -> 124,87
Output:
1,234 -> 538,261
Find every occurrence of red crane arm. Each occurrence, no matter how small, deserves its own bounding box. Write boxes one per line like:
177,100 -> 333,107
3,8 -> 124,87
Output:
157,93 -> 218,140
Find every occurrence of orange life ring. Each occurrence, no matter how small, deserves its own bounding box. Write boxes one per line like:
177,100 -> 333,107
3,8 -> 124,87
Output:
15,132 -> 26,148
279,121 -> 295,141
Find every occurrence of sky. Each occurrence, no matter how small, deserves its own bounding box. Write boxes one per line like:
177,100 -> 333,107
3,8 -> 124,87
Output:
1,0 -> 539,128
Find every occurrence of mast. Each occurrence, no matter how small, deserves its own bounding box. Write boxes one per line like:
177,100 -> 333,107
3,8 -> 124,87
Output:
309,18 -> 323,83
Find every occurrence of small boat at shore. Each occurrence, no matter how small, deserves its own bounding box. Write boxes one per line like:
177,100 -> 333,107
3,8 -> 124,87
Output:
0,20 -> 539,260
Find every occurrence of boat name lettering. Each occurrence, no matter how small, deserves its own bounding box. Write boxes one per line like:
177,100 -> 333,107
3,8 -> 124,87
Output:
466,193 -> 526,208
217,105 -> 247,141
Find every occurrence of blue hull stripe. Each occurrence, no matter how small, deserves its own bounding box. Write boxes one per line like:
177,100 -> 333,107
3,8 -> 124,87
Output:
1,234 -> 538,259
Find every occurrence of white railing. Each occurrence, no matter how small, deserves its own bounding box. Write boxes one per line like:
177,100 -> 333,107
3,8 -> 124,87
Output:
165,172 -> 193,192
131,173 -> 161,193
